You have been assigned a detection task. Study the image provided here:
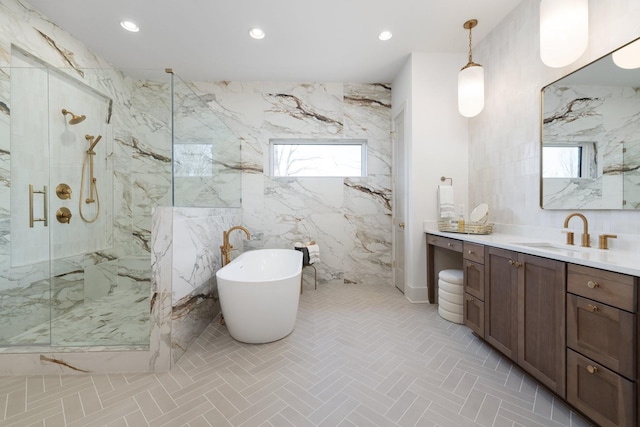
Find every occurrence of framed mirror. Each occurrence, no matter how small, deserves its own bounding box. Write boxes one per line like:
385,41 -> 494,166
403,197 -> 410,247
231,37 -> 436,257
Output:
540,37 -> 640,209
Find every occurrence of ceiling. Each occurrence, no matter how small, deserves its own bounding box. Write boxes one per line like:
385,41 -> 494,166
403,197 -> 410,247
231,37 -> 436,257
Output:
25,0 -> 523,83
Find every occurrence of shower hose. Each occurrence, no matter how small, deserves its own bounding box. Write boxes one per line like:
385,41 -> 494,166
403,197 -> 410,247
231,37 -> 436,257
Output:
79,150 -> 100,223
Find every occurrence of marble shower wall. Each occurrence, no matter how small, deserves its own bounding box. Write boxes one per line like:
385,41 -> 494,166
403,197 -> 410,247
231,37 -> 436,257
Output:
152,207 -> 242,363
189,81 -> 393,285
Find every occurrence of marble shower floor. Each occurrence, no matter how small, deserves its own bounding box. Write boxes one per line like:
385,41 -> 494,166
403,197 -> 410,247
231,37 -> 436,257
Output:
0,282 -> 592,426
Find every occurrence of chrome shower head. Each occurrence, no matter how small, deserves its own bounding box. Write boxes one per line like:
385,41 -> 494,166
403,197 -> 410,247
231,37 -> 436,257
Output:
61,108 -> 86,125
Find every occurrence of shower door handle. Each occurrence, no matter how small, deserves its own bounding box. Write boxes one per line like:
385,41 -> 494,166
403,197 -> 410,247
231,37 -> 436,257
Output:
29,184 -> 48,228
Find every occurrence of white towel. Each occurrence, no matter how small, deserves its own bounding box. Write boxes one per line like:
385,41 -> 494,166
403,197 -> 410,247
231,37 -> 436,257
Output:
307,244 -> 320,264
437,185 -> 456,219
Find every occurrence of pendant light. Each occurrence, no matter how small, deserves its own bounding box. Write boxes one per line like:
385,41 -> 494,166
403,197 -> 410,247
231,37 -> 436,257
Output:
612,39 -> 640,69
539,0 -> 589,68
458,19 -> 484,118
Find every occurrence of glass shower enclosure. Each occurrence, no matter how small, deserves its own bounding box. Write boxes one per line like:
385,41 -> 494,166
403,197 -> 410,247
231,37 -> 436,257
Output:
0,50 -> 241,355
0,50 -> 173,349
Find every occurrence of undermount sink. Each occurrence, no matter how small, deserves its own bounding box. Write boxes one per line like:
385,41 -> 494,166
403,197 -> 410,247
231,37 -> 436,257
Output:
512,242 -> 595,253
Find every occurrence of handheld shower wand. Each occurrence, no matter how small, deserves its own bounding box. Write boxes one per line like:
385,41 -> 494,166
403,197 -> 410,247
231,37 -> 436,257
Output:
79,134 -> 102,223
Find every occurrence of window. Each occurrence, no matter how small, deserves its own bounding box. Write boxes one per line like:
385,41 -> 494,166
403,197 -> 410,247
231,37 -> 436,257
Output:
543,142 -> 596,178
270,139 -> 367,177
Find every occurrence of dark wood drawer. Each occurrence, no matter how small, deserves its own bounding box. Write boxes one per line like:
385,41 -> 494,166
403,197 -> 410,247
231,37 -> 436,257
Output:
463,242 -> 484,264
426,235 -> 462,252
567,264 -> 636,312
567,349 -> 636,427
463,260 -> 484,300
464,293 -> 484,337
567,294 -> 636,379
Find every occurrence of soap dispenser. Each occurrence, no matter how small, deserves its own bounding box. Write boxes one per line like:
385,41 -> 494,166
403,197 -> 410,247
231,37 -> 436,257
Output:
457,204 -> 465,232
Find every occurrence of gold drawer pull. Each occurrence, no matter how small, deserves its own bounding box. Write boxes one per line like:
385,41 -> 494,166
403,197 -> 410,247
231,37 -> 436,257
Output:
587,280 -> 599,289
586,365 -> 598,374
467,263 -> 475,269
468,297 -> 476,303
587,304 -> 598,313
508,260 -> 522,268
447,243 -> 453,247
467,249 -> 474,255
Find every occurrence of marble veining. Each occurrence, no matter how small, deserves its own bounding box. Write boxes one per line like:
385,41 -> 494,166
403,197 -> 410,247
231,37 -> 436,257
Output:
187,81 -> 392,285
542,84 -> 640,209
35,29 -> 84,77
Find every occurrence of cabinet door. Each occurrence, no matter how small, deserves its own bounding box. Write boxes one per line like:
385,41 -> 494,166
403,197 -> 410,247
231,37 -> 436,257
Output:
464,292 -> 484,337
484,247 -> 519,361
567,349 -> 635,427
518,254 -> 566,398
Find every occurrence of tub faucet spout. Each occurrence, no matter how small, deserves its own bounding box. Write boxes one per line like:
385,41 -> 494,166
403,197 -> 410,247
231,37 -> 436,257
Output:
221,226 -> 251,266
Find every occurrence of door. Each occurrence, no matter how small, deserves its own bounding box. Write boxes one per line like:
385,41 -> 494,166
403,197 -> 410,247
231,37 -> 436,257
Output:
392,109 -> 406,292
2,51 -> 124,347
3,53 -> 53,345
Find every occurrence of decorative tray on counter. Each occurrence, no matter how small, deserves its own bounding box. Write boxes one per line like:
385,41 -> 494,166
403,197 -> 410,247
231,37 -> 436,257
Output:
437,220 -> 494,235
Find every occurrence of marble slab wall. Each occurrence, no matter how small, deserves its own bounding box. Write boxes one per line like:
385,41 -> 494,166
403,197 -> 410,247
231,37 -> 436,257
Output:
162,207 -> 242,363
188,81 -> 393,286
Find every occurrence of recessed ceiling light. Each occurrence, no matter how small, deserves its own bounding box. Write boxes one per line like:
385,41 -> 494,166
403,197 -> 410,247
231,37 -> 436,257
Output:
249,28 -> 265,40
120,20 -> 139,32
378,31 -> 393,41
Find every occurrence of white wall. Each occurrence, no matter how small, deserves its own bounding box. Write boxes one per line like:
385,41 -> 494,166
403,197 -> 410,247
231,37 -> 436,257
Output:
470,0 -> 640,248
392,53 -> 469,302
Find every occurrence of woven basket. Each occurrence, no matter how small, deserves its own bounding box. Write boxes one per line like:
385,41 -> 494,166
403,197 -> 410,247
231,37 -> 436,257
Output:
438,220 -> 493,235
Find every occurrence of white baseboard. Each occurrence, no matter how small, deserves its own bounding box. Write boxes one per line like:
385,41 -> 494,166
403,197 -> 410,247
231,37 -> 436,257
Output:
403,282 -> 430,303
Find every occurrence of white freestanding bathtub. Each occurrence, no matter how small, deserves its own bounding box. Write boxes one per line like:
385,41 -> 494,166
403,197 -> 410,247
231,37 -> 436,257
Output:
216,249 -> 303,344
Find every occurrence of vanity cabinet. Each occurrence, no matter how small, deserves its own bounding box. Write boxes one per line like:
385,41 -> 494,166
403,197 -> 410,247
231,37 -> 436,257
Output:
463,242 -> 485,337
484,247 -> 519,361
484,248 -> 566,395
517,254 -> 566,398
566,264 -> 638,427
425,232 -> 639,427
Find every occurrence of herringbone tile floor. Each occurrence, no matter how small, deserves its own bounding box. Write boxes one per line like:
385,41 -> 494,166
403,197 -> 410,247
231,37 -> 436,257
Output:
1,282 -> 592,427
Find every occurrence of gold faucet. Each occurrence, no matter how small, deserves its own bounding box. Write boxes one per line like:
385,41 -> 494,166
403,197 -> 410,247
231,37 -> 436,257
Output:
563,212 -> 590,247
220,225 -> 251,266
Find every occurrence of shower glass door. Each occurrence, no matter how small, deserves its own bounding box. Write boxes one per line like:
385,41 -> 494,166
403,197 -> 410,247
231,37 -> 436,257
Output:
1,50 -> 156,348
1,58 -> 53,346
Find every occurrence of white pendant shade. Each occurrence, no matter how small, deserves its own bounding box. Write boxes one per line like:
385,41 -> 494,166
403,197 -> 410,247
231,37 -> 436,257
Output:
458,64 -> 484,118
539,0 -> 588,68
612,39 -> 640,69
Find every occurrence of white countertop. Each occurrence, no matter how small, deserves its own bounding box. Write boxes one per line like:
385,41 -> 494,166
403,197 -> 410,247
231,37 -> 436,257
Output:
424,227 -> 640,277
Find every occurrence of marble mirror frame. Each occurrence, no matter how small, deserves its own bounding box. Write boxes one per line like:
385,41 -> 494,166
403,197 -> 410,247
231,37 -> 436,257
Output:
540,37 -> 640,210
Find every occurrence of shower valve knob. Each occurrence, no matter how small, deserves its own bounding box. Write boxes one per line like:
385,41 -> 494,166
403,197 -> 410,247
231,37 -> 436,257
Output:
56,207 -> 72,224
56,183 -> 72,199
